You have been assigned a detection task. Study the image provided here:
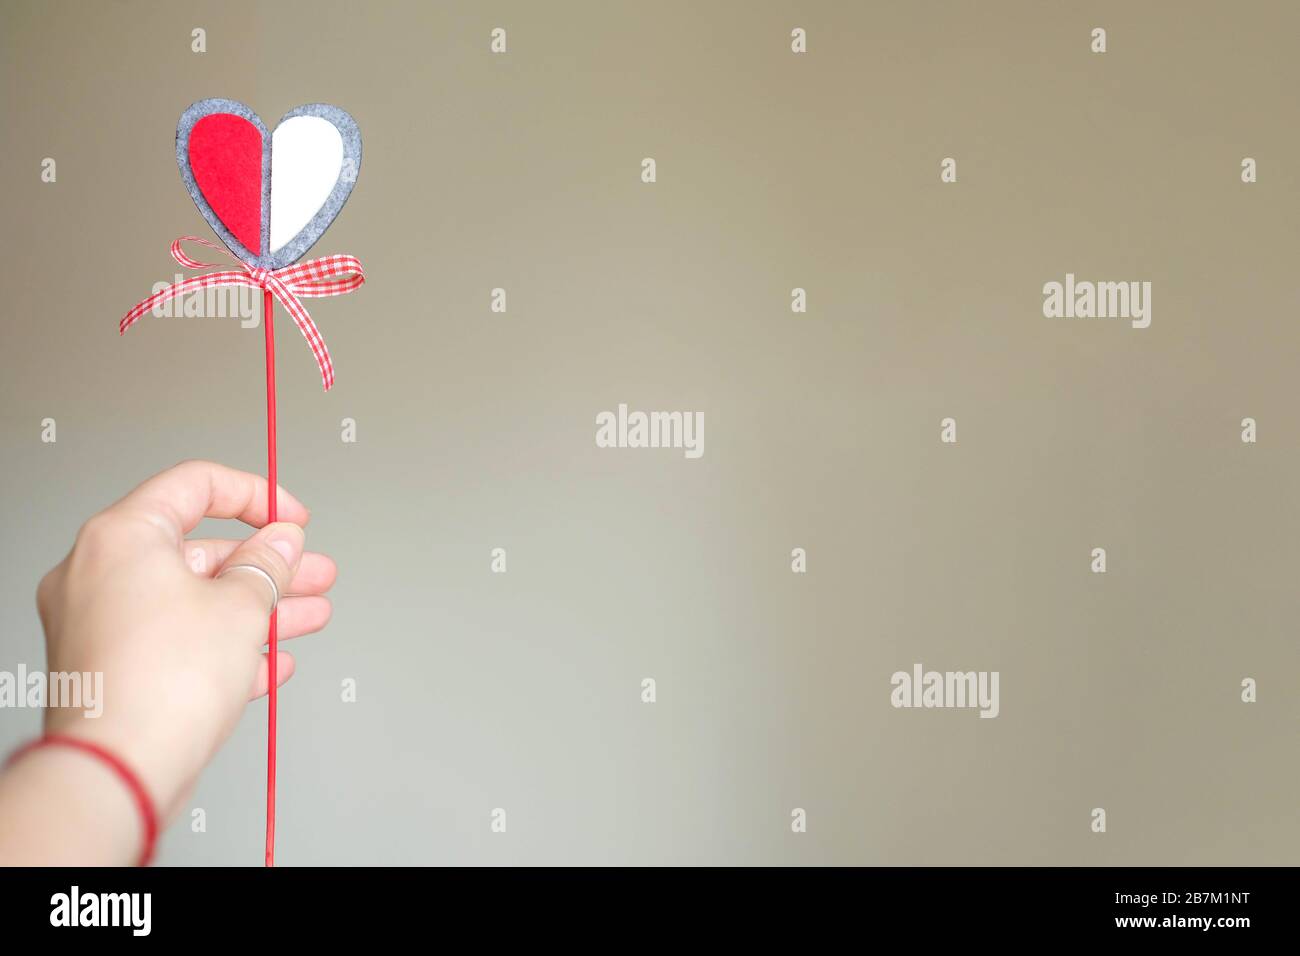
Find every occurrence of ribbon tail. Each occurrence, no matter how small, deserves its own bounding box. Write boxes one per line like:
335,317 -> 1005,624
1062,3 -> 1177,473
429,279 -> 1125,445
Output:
120,273 -> 254,334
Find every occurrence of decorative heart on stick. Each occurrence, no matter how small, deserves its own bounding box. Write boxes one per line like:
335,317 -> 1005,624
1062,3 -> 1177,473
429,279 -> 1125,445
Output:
177,98 -> 362,269
120,98 -> 367,866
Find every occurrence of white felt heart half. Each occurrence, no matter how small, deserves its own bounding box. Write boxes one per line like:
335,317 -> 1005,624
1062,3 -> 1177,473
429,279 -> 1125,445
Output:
270,115 -> 345,255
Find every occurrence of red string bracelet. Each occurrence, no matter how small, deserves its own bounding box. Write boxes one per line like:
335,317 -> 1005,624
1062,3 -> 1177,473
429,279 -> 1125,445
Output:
5,735 -> 158,867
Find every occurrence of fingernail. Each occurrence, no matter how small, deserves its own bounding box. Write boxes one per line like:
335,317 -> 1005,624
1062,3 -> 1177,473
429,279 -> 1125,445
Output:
268,524 -> 304,564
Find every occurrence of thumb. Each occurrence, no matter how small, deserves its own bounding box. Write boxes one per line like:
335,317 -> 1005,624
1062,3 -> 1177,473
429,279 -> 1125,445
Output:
213,522 -> 305,619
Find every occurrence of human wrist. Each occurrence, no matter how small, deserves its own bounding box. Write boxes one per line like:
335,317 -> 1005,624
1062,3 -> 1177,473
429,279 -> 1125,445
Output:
43,710 -> 193,826
0,741 -> 144,865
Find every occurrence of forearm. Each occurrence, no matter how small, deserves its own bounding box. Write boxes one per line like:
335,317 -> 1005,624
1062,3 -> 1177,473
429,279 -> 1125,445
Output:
0,745 -> 141,866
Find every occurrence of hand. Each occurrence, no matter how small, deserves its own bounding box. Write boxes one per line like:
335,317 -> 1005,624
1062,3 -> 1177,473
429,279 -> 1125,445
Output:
26,460 -> 335,832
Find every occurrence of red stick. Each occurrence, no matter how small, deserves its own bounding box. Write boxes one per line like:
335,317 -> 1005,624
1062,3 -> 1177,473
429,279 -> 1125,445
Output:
263,288 -> 278,867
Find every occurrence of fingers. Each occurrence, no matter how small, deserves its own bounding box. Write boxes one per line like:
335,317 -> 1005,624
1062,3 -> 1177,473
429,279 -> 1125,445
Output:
212,523 -> 305,622
249,651 -> 296,700
109,459 -> 310,543
184,539 -> 336,595
271,595 -> 333,640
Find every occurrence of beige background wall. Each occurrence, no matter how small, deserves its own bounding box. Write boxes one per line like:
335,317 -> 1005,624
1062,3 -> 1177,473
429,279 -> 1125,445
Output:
1,0 -> 1297,865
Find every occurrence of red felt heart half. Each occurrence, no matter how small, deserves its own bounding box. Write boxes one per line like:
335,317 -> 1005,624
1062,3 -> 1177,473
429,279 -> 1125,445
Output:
187,113 -> 264,256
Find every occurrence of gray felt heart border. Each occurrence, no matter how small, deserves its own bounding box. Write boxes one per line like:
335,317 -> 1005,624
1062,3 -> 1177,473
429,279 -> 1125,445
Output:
176,98 -> 362,270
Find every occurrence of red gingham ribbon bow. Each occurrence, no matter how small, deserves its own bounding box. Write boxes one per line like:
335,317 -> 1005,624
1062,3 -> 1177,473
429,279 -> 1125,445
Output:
120,237 -> 365,390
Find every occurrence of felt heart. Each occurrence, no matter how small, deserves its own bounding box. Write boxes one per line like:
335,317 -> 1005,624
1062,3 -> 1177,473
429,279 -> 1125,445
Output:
176,99 -> 362,270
